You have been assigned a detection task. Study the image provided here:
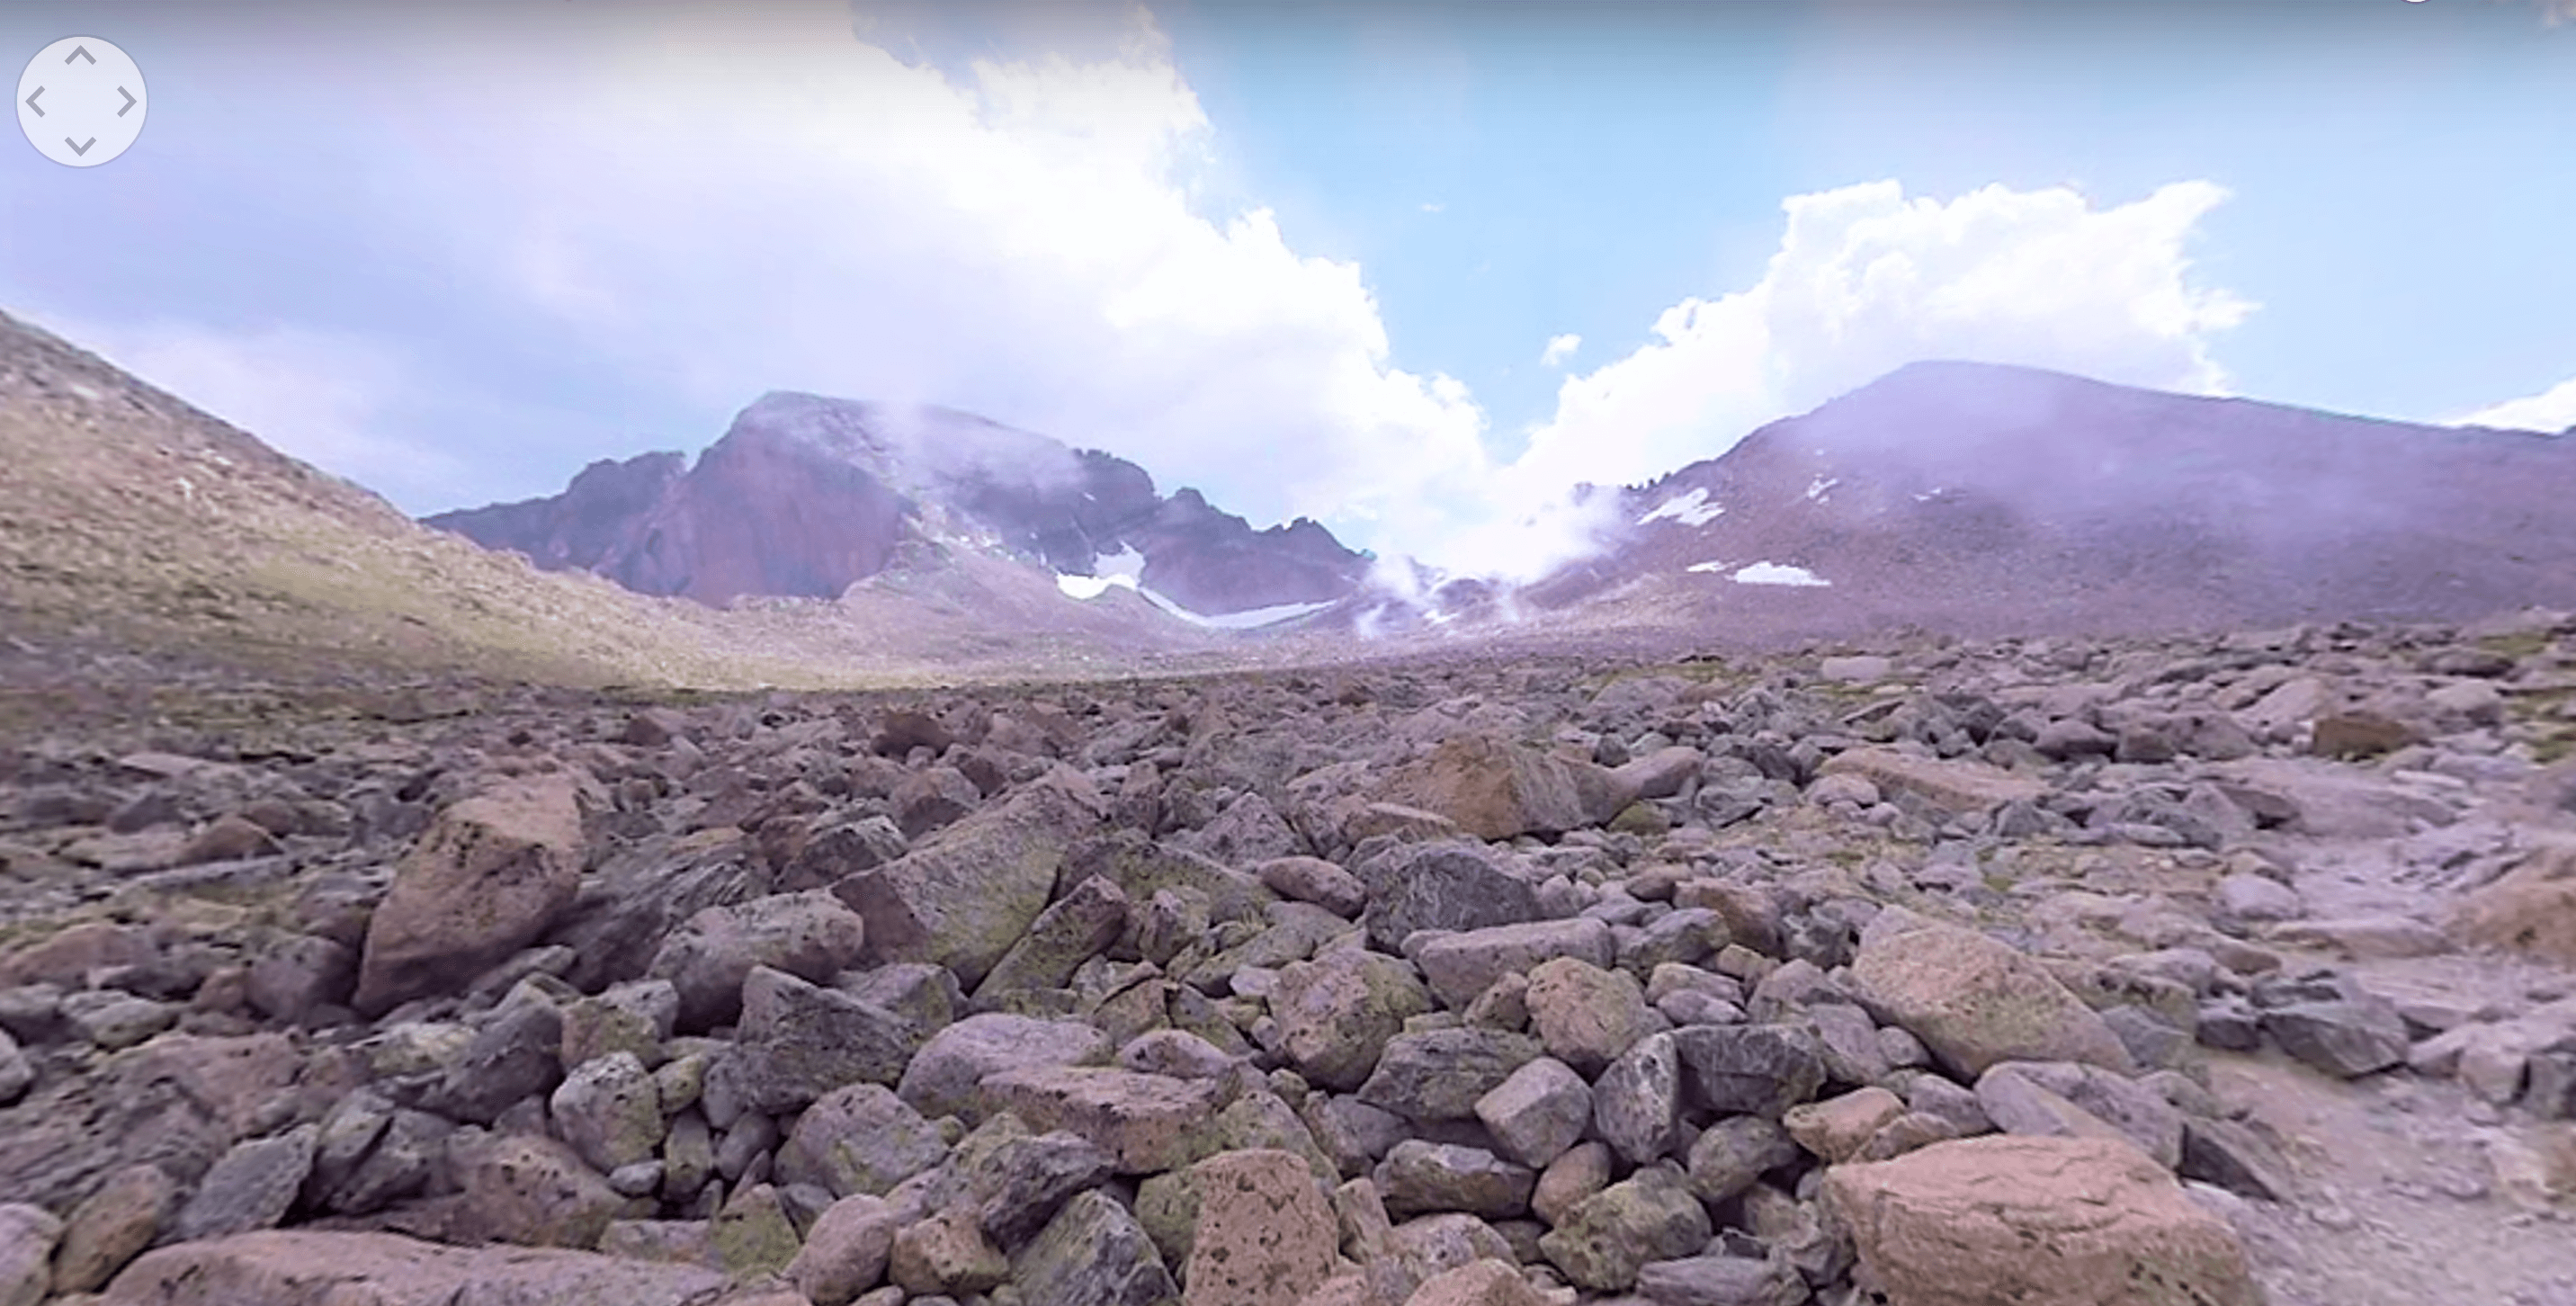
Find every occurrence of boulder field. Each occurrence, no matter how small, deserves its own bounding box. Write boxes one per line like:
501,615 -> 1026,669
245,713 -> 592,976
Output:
6,613 -> 2576,1304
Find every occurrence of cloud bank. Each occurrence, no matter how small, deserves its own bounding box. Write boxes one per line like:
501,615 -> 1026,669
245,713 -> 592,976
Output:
23,0 -> 2258,589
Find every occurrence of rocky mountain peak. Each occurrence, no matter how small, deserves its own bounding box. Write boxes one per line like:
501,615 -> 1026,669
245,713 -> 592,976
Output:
428,394 -> 1370,617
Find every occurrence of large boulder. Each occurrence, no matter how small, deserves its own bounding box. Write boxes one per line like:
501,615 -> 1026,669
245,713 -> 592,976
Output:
1354,842 -> 1543,952
354,774 -> 590,1015
1012,1188 -> 1180,1306
978,1068 -> 1232,1174
1822,1135 -> 2263,1306
1848,910 -> 2133,1078
834,769 -> 1107,990
1375,732 -> 1630,840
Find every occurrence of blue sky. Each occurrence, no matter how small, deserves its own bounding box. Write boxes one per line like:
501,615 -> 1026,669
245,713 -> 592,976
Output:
4,0 -> 2573,581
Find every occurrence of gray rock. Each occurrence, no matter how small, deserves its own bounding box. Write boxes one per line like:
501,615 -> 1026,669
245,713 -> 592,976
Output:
1009,1188 -> 1179,1306
1256,855 -> 1369,918
1374,1140 -> 1536,1220
1355,840 -> 1543,952
174,1124 -> 317,1240
0,1030 -> 27,1106
2179,1116 -> 2294,1203
1415,917 -> 1616,1011
417,988 -> 565,1125
1473,1056 -> 1593,1169
1357,1027 -> 1543,1122
1685,1115 -> 1801,1204
717,965 -> 921,1114
777,1082 -> 950,1199
897,1013 -> 1110,1123
1672,1024 -> 1829,1118
550,1051 -> 665,1173
648,890 -> 871,1033
1594,1031 -> 1686,1165
1635,1254 -> 1813,1306
1975,1061 -> 2183,1168
49,1162 -> 174,1293
2261,995 -> 2410,1078
0,1203 -> 59,1306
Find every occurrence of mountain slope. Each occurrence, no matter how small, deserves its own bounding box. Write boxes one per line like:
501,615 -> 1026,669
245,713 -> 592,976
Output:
1481,361 -> 2576,639
427,393 -> 1373,615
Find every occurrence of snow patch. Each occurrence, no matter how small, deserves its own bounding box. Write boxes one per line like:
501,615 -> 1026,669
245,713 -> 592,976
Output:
1804,476 -> 1839,503
1055,572 -> 1136,600
1686,559 -> 1732,575
1138,587 -> 1334,630
1733,562 -> 1830,587
1637,488 -> 1723,527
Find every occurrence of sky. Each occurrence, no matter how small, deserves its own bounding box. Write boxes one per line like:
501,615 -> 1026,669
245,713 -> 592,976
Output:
4,0 -> 2574,584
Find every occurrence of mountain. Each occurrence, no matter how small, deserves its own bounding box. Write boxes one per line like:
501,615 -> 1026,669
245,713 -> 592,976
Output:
0,311 -> 1310,693
426,393 -> 1373,617
1388,361 -> 2576,640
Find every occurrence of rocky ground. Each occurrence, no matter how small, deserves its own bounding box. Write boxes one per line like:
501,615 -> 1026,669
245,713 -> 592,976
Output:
7,613 -> 2576,1306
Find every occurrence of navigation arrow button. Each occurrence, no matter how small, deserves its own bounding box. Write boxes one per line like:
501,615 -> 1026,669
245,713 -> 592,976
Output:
66,45 -> 95,66
22,86 -> 40,117
66,135 -> 94,156
117,86 -> 135,117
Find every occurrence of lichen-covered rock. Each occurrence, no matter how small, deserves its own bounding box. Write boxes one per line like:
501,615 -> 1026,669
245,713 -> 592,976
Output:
1357,1028 -> 1543,1123
1592,1031 -> 1684,1165
1268,948 -> 1434,1092
979,1067 -> 1232,1174
173,1124 -> 317,1241
1013,1188 -> 1180,1306
715,965 -> 919,1114
1523,956 -> 1664,1076
834,770 -> 1106,990
1374,1141 -> 1535,1221
1535,1165 -> 1712,1293
776,1082 -> 949,1199
551,1051 -> 665,1173
975,872 -> 1131,1000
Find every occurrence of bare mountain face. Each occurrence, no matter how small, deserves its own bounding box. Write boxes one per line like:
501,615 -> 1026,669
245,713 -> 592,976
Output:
1456,361 -> 2576,639
427,393 -> 1373,616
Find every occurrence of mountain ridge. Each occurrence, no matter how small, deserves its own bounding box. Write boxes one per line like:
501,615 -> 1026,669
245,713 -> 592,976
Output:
425,393 -> 1374,617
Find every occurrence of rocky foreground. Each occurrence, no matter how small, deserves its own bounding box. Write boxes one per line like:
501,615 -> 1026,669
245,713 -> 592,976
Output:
7,617 -> 2576,1305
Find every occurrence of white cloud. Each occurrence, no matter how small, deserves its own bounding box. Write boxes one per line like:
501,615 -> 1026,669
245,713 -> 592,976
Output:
1540,334 -> 1582,367
1505,180 -> 2255,500
327,0 -> 1491,560
2461,376 -> 2576,434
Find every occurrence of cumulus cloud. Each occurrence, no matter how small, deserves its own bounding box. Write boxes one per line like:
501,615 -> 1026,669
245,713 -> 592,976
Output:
1540,334 -> 1582,367
2462,376 -> 2576,434
1505,180 -> 2256,500
357,0 -> 1491,556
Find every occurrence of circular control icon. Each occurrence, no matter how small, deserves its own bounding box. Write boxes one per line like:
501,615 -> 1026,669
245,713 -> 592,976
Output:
19,37 -> 148,167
